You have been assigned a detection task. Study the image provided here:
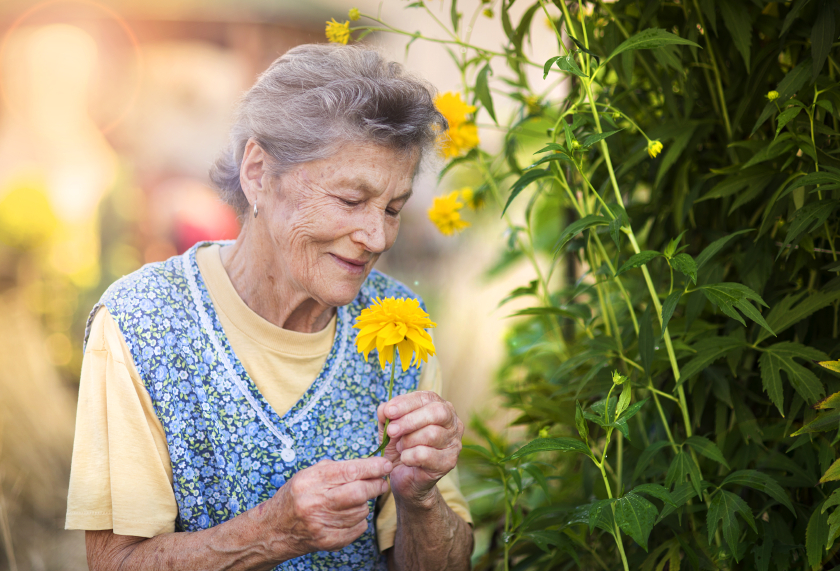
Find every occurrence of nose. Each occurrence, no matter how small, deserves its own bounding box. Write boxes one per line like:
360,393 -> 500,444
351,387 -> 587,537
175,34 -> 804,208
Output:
352,206 -> 389,254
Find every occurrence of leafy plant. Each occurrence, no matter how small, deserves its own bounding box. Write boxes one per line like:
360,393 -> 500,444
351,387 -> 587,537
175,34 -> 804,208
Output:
341,0 -> 840,569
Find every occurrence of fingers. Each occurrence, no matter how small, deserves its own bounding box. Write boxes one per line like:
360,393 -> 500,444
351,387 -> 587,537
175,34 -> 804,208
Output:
383,391 -> 442,421
319,457 -> 393,485
327,477 -> 391,510
399,444 -> 461,472
395,424 -> 450,452
386,400 -> 460,440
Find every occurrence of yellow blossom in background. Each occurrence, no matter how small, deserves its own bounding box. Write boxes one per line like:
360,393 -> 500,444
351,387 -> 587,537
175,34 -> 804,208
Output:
325,19 -> 351,44
439,122 -> 479,158
647,139 -> 664,158
483,8 -> 494,17
524,95 -> 542,115
434,91 -> 476,128
428,191 -> 471,235
459,186 -> 484,210
434,91 -> 479,158
767,90 -> 780,101
354,297 -> 437,371
348,8 -> 361,21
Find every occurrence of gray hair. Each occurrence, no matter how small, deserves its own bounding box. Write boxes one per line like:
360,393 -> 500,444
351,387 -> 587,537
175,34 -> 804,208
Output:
210,43 -> 446,215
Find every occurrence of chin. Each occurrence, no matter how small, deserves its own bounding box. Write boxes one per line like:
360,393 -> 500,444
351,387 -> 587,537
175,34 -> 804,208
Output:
318,276 -> 368,307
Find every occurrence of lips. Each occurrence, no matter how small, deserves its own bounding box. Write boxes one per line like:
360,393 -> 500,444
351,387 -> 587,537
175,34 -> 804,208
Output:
330,253 -> 369,275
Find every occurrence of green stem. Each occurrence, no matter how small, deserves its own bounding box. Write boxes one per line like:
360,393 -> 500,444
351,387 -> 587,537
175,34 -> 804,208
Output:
370,360 -> 396,456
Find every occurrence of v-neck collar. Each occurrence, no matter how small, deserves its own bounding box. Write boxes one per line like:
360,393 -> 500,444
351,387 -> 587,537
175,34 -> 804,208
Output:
180,242 -> 350,461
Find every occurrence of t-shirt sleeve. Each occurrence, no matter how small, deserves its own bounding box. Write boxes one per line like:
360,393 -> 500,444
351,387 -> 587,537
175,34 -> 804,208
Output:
65,307 -> 179,537
375,353 -> 473,552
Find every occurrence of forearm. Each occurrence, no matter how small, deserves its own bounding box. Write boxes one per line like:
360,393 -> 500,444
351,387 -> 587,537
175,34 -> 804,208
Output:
387,487 -> 473,571
86,502 -> 295,571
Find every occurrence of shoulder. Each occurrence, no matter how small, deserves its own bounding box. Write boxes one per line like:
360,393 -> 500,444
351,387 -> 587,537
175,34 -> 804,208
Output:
98,254 -> 189,313
358,269 -> 424,307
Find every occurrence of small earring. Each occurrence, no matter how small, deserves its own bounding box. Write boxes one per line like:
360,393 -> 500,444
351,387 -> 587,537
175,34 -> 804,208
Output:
253,202 -> 258,218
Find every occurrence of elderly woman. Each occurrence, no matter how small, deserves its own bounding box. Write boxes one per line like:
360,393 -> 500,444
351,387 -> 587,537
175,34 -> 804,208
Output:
65,44 -> 473,570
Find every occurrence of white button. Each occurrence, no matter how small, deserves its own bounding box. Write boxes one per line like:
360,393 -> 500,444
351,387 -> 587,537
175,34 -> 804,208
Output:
281,448 -> 296,463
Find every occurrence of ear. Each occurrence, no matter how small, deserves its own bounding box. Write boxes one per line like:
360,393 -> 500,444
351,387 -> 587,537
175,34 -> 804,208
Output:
239,138 -> 269,206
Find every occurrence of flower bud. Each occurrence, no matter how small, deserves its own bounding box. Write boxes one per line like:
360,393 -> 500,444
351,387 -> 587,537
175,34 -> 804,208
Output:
612,370 -> 627,385
647,139 -> 663,159
483,8 -> 494,18
348,8 -> 361,21
766,90 -> 780,101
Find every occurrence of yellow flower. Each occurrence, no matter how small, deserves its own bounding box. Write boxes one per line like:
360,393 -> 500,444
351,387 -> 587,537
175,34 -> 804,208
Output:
428,191 -> 471,236
434,91 -> 476,129
459,186 -> 484,210
647,139 -> 664,158
354,297 -> 437,371
767,90 -> 780,101
348,8 -> 361,21
482,8 -> 494,17
524,95 -> 542,115
325,19 -> 351,44
439,122 -> 480,158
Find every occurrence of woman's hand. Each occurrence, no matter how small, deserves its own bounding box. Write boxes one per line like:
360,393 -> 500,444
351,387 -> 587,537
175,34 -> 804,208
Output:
270,457 -> 393,555
376,391 -> 464,506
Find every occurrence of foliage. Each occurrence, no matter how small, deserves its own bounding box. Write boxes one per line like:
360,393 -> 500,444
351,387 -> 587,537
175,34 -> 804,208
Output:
347,0 -> 840,569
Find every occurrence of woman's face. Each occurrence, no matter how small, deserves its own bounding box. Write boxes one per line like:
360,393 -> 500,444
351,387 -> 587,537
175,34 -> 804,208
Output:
256,142 -> 417,308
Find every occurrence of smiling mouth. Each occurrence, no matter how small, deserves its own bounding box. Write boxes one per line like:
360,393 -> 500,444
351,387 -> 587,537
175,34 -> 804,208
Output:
330,254 -> 369,274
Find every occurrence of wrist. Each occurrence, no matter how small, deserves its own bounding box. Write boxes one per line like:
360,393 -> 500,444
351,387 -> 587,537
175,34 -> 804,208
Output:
254,486 -> 303,562
394,483 -> 442,514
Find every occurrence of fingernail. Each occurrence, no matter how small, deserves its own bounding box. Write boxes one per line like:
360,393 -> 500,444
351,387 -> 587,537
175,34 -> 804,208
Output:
388,423 -> 399,436
388,405 -> 397,416
383,460 -> 393,471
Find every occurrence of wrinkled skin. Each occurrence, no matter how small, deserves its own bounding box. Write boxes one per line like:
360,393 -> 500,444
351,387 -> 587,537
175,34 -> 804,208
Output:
85,141 -> 472,571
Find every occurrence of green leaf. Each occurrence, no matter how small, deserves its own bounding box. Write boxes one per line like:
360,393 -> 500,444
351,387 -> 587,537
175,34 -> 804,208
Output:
574,400 -> 589,444
757,290 -> 840,343
631,483 -> 678,507
719,0 -> 752,69
571,36 -> 601,68
708,490 -> 757,562
633,441 -> 672,482
474,63 -> 497,125
752,57 -> 813,134
542,56 -> 561,80
782,0 -> 812,35
678,335 -> 747,385
502,437 -> 591,462
585,498 -> 617,534
523,464 -> 551,497
685,435 -> 730,469
527,152 -> 573,169
761,342 -> 828,409
695,229 -> 753,270
580,129 -> 623,148
666,450 -> 704,499
781,200 -> 840,248
639,306 -> 654,377
534,142 -> 567,154
656,123 -> 698,188
811,0 -> 835,80
721,470 -> 795,515
554,214 -> 610,254
670,253 -> 697,284
615,493 -> 658,551
617,251 -> 661,276
701,283 -> 774,335
661,290 -> 682,336
792,409 -> 840,436
775,107 -> 802,138
604,28 -> 701,64
508,306 -> 589,320
616,383 -> 631,419
698,0 -> 716,35
820,457 -> 840,483
461,443 -> 498,461
815,389 -> 840,409
450,0 -> 460,32
503,168 -> 550,215
619,398 -> 648,422
562,118 -> 575,151
555,53 -> 588,78
807,500 -> 830,569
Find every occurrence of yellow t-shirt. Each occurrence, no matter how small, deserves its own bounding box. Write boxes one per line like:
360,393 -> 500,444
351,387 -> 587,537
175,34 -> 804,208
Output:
65,244 -> 471,551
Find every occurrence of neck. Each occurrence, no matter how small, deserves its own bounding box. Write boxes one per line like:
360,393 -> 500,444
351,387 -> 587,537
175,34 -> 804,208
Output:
218,224 -> 335,334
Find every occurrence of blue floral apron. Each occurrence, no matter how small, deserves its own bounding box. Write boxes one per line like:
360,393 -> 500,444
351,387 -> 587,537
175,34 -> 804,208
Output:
84,242 -> 423,570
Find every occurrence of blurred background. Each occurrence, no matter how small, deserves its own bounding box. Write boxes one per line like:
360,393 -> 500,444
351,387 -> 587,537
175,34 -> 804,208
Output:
0,0 -> 561,568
